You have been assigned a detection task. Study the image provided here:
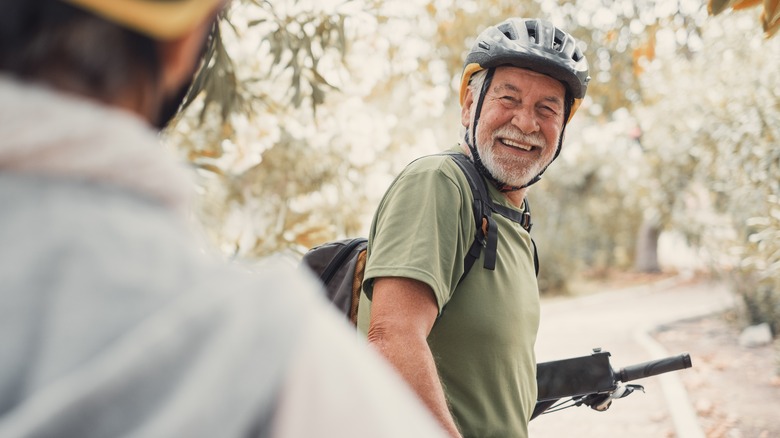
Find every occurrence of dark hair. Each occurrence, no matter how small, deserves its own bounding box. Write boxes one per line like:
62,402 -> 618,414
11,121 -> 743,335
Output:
0,0 -> 161,102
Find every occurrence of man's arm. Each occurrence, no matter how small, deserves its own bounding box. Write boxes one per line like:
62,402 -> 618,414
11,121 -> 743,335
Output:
367,277 -> 462,438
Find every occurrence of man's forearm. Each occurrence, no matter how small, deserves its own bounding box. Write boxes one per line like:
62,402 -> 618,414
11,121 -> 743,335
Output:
368,333 -> 462,438
368,277 -> 461,436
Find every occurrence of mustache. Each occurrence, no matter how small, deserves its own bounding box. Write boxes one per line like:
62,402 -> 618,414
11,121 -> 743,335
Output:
491,125 -> 546,148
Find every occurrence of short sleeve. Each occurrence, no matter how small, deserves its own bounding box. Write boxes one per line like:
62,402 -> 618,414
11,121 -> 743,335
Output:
362,157 -> 474,312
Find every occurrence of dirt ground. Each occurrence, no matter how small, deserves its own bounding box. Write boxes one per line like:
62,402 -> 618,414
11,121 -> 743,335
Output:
652,311 -> 780,438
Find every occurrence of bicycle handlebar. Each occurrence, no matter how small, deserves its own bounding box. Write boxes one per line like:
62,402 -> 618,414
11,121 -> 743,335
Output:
531,350 -> 693,420
617,353 -> 692,382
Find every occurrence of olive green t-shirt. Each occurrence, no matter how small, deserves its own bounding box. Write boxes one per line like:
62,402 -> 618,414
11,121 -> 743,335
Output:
358,150 -> 540,438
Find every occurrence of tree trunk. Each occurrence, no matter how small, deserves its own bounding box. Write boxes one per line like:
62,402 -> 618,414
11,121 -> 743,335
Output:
634,217 -> 661,272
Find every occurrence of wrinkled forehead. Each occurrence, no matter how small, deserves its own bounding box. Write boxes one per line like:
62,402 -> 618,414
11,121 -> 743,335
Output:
490,66 -> 567,97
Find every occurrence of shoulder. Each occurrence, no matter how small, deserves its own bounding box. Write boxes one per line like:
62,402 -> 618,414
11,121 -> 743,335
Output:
0,175 -> 325,365
404,152 -> 464,175
393,152 -> 471,193
375,153 -> 475,218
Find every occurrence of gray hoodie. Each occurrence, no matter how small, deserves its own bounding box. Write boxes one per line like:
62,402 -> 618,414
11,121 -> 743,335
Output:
0,75 -> 447,438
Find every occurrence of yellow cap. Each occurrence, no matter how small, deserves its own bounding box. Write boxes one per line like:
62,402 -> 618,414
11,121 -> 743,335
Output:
63,0 -> 226,40
459,63 -> 482,107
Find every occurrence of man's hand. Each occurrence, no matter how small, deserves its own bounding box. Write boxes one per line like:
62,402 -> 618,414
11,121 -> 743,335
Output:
367,277 -> 462,438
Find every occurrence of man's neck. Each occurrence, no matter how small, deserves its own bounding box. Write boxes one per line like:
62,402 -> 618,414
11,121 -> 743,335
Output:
503,188 -> 528,209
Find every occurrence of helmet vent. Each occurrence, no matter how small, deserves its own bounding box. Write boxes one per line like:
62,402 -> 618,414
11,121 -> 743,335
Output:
553,29 -> 566,52
497,21 -> 519,41
525,20 -> 538,44
527,28 -> 537,43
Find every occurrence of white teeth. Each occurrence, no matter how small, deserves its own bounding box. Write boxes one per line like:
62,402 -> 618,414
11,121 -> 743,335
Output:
502,138 -> 532,151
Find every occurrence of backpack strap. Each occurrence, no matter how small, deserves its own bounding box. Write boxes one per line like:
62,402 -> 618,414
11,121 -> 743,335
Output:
444,152 -> 539,281
491,199 -> 532,232
447,153 -> 497,276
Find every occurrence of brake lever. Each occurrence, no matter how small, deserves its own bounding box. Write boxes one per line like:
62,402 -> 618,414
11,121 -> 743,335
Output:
616,384 -> 645,398
583,384 -> 646,412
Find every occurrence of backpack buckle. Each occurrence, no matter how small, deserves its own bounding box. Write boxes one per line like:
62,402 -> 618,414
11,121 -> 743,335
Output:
522,211 -> 532,232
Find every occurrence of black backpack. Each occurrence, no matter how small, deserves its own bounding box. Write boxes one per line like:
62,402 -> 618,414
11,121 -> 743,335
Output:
301,152 -> 538,326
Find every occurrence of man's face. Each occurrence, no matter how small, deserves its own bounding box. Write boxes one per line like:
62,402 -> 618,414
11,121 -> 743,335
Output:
461,66 -> 566,188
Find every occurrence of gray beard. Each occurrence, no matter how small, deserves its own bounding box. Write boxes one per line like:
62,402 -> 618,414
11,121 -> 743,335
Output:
472,127 -> 556,188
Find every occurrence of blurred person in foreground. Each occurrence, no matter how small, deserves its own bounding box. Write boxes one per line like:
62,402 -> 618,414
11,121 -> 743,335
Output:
357,18 -> 590,438
0,1 -> 448,437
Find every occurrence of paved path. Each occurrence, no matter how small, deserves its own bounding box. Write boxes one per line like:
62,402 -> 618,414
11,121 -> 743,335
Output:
529,276 -> 735,437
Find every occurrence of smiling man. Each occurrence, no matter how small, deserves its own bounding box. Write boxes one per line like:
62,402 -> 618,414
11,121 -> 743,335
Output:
357,18 -> 590,438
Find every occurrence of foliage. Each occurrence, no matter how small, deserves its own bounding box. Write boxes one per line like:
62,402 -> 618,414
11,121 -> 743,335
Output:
184,0 -> 351,121
734,197 -> 780,333
167,0 -> 368,256
637,9 -> 780,329
529,112 -> 646,293
708,0 -> 780,37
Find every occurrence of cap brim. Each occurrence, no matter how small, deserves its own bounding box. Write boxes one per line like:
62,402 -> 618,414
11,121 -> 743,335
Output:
64,0 -> 225,40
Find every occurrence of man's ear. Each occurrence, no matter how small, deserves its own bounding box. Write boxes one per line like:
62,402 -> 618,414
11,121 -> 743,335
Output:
156,22 -> 211,94
461,87 -> 474,129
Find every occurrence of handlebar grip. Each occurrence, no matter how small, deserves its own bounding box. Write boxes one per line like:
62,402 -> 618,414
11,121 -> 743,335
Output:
617,353 -> 692,382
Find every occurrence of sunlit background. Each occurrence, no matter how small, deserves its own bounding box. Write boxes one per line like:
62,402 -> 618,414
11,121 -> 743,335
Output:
164,0 -> 779,331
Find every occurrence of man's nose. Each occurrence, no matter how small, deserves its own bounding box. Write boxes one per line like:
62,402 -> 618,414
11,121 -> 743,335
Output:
511,108 -> 540,134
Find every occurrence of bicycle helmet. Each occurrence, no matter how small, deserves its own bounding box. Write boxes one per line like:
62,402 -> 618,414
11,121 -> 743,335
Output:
63,0 -> 226,40
460,18 -> 590,122
459,18 -> 590,191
